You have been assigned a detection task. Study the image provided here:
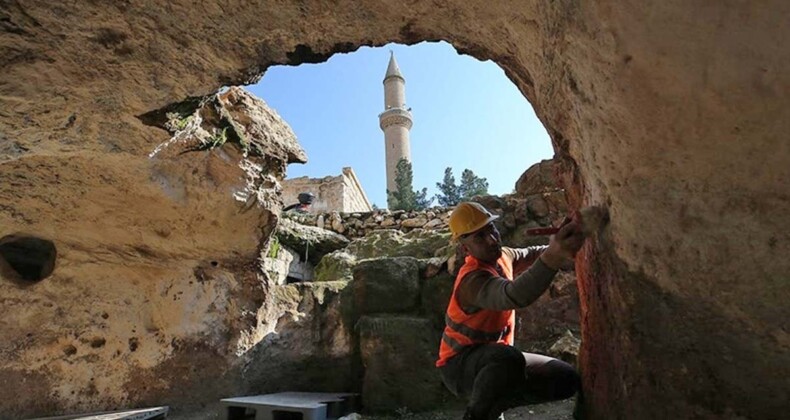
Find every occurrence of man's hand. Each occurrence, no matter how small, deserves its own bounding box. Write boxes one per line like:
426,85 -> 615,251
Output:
539,220 -> 585,270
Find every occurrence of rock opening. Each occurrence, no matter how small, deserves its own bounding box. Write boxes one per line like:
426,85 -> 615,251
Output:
0,234 -> 57,282
0,2 -> 787,419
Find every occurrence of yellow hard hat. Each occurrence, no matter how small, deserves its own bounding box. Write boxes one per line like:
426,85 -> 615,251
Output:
449,202 -> 499,240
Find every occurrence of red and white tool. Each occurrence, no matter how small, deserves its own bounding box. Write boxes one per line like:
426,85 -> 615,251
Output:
525,206 -> 608,236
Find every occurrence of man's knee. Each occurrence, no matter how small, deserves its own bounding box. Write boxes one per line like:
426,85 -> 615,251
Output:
473,344 -> 527,388
490,345 -> 528,383
494,345 -> 528,370
545,360 -> 580,399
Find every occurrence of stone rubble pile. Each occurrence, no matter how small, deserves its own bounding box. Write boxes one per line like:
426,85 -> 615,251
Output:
284,207 -> 453,238
281,159 -> 568,250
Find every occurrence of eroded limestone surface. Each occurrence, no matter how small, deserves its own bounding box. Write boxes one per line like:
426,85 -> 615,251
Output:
1,1 -> 788,419
0,86 -> 304,416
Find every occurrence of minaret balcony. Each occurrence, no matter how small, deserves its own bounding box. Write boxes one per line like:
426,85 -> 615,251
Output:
378,107 -> 413,130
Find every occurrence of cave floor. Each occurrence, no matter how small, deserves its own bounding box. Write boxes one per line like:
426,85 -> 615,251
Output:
363,399 -> 574,420
167,398 -> 574,420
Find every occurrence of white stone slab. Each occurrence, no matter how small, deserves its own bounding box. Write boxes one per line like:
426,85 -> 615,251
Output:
220,392 -> 358,420
221,392 -> 355,409
29,406 -> 168,420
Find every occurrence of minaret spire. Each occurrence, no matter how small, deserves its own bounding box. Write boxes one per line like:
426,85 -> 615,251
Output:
384,51 -> 404,82
378,52 -> 413,207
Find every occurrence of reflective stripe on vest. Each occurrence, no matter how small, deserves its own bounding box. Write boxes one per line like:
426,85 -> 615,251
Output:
440,323 -> 511,355
441,332 -> 466,353
445,314 -> 511,342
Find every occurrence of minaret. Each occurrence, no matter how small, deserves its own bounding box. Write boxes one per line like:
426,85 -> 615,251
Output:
379,51 -> 413,202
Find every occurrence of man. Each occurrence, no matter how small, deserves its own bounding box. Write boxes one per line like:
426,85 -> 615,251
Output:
436,202 -> 586,420
283,192 -> 315,213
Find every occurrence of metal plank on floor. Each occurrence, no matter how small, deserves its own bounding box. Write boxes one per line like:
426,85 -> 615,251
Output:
28,406 -> 168,420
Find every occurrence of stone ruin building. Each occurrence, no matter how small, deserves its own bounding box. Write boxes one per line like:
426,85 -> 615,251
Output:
0,2 -> 788,420
281,167 -> 373,214
281,52 -> 410,214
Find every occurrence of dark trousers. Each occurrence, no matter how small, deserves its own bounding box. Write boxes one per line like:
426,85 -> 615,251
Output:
439,343 -> 580,420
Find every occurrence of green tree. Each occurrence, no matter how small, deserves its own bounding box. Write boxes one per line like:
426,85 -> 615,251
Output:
458,169 -> 489,200
435,167 -> 461,206
388,158 -> 432,210
415,187 -> 432,210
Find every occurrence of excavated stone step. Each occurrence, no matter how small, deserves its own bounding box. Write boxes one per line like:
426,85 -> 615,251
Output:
357,315 -> 450,412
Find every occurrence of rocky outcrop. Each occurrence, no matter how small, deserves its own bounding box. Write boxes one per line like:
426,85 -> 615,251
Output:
347,250 -> 579,413
353,257 -> 421,315
275,218 -> 350,265
262,243 -> 315,284
288,168 -> 567,248
514,271 -> 580,357
0,88 -> 303,418
242,281 -> 359,399
515,159 -> 559,196
461,161 -> 571,249
350,258 -> 457,412
2,2 -> 788,419
548,330 -> 581,367
263,215 -> 351,284
142,87 -> 307,165
314,250 -> 357,283
313,228 -> 456,284
287,208 -> 453,239
420,272 -> 455,330
345,229 -> 452,260
358,316 -> 445,413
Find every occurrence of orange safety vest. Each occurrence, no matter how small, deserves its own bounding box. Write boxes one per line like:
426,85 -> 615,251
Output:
436,253 -> 515,367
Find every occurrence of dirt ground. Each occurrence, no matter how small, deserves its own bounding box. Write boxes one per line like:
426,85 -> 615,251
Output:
357,399 -> 575,420
166,397 -> 575,420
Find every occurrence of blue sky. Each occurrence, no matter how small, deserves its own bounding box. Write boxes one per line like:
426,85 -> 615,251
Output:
247,41 -> 552,208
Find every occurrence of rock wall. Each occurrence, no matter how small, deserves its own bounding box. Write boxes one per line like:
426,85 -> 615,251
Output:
1,1 -> 788,419
242,281 -> 360,404
289,207 -> 453,238
287,158 -> 567,242
0,87 -> 307,417
351,255 -> 581,413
